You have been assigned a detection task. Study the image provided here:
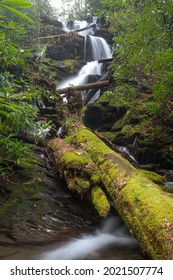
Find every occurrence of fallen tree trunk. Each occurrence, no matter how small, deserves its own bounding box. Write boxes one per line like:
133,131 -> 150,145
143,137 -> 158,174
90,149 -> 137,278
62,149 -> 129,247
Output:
56,80 -> 109,95
48,126 -> 173,260
98,57 -> 114,63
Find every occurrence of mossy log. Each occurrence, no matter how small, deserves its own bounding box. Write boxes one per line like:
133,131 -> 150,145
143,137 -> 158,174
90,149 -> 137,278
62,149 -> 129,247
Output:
48,127 -> 173,260
48,137 -> 110,217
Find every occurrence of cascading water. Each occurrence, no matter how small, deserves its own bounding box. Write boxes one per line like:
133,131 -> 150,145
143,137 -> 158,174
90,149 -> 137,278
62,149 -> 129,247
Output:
57,61 -> 102,90
62,19 -> 95,36
40,216 -> 138,260
89,35 -> 112,61
57,19 -> 112,103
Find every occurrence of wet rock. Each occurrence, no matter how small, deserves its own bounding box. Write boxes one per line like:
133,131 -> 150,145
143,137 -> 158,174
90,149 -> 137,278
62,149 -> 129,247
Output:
41,19 -> 64,29
0,149 -> 99,247
46,33 -> 85,61
84,103 -> 127,131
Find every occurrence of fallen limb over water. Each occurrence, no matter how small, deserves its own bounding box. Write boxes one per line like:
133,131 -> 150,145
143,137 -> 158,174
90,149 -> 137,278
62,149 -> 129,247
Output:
56,80 -> 109,95
48,126 -> 173,259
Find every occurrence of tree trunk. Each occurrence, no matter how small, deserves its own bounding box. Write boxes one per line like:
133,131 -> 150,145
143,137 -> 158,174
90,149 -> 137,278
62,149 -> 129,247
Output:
48,126 -> 173,260
98,57 -> 114,63
56,80 -> 109,95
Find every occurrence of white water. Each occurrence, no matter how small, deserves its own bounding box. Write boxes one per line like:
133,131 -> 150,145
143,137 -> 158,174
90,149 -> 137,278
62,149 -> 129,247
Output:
62,20 -> 95,36
40,217 -> 137,260
164,181 -> 173,187
117,146 -> 138,164
89,35 -> 112,60
57,61 -> 102,90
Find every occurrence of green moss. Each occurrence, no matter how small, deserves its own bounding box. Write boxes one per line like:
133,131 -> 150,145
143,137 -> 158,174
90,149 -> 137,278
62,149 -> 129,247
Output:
100,131 -> 115,141
139,169 -> 165,184
0,198 -> 18,217
67,177 -> 90,195
117,173 -> 173,259
64,135 -> 74,145
91,186 -> 110,217
75,128 -> 135,174
60,151 -> 89,169
91,173 -> 101,184
62,59 -> 79,74
72,127 -> 173,259
81,105 -> 87,115
161,185 -> 173,194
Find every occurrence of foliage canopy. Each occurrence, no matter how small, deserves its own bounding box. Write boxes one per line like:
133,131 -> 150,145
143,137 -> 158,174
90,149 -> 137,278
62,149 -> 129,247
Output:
100,0 -> 173,119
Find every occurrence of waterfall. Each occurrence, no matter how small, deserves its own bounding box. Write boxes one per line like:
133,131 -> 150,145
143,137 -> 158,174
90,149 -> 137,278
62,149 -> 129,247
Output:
57,19 -> 113,105
62,22 -> 68,32
89,35 -> 112,61
79,61 -> 102,76
62,20 -> 95,36
57,35 -> 111,93
40,217 -> 137,260
56,61 -> 102,96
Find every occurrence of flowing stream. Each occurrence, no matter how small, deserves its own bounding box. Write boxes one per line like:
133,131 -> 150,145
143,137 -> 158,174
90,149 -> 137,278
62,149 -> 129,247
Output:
40,217 -> 138,260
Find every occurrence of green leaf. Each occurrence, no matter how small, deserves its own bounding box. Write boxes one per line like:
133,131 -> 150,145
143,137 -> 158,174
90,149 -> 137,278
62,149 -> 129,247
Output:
0,4 -> 34,23
0,0 -> 32,8
0,109 -> 9,117
0,118 -> 2,131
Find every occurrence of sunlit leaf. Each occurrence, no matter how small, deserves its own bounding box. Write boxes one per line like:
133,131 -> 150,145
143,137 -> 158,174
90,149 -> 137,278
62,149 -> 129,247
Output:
0,109 -> 9,117
0,4 -> 34,23
0,0 -> 32,8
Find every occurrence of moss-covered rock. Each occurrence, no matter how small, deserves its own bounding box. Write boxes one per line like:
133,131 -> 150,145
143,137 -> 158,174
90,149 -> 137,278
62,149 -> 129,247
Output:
83,102 -> 126,131
46,32 -> 85,61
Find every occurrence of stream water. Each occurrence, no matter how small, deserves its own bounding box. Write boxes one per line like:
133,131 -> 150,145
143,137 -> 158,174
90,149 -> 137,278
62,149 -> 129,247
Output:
40,217 -> 139,260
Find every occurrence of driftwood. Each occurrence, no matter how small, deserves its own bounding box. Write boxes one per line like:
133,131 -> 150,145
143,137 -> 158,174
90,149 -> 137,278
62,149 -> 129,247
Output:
98,57 -> 114,63
48,125 -> 173,260
56,80 -> 109,95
